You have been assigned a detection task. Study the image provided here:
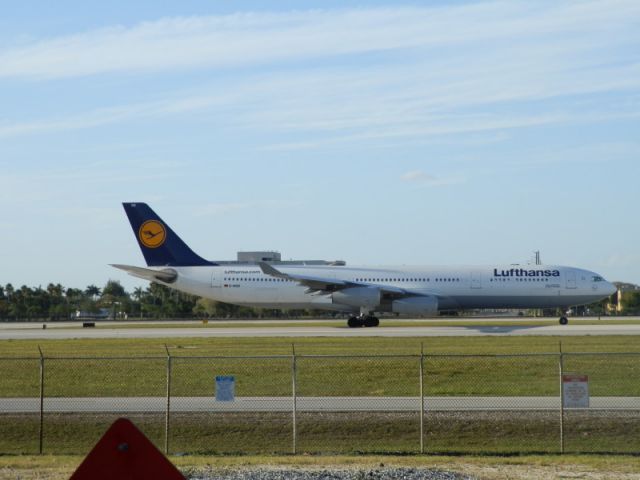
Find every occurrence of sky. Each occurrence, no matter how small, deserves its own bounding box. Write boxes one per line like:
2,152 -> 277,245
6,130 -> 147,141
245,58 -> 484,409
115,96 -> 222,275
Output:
1,0 -> 639,292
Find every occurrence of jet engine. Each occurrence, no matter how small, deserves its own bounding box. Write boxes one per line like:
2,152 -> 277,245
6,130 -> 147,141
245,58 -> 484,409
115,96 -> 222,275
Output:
392,296 -> 438,315
332,287 -> 381,309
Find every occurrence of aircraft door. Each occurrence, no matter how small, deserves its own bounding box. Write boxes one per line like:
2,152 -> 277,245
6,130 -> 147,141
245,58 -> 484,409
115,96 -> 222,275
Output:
211,270 -> 223,289
565,271 -> 577,289
471,271 -> 482,289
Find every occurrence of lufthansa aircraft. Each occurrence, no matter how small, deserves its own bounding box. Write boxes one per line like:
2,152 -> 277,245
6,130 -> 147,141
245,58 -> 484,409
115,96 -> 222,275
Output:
113,203 -> 617,327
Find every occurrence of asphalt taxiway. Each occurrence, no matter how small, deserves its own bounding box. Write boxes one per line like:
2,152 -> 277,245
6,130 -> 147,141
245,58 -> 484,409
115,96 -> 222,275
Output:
3,396 -> 638,413
1,319 -> 640,339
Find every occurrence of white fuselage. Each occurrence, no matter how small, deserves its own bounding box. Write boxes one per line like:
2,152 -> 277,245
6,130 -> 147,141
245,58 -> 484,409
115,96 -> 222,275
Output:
155,264 -> 616,314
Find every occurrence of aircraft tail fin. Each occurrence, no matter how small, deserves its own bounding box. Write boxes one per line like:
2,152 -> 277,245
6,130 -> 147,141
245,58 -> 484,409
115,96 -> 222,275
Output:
122,202 -> 215,267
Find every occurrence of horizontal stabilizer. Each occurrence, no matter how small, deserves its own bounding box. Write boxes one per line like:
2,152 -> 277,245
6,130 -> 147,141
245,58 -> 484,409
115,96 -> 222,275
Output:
110,264 -> 177,283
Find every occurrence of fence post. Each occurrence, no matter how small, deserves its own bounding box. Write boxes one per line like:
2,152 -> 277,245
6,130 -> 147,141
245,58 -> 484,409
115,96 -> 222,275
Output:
559,341 -> 564,454
419,343 -> 425,454
38,345 -> 44,455
292,343 -> 297,455
164,345 -> 172,455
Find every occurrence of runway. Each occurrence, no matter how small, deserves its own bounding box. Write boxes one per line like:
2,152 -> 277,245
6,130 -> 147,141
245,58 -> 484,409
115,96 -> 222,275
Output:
1,322 -> 640,339
2,396 -> 638,413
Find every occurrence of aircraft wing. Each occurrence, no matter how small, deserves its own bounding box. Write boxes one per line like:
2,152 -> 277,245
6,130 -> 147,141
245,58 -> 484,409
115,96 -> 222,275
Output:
110,264 -> 177,283
258,262 -> 406,296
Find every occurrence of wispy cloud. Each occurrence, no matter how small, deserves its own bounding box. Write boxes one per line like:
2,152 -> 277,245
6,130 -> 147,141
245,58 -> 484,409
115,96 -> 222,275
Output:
192,203 -> 253,217
400,170 -> 465,187
401,171 -> 436,183
1,74 -> 636,143
192,200 -> 296,217
0,2 -> 638,147
0,2 -> 638,79
0,93 -> 234,138
507,141 -> 640,168
0,161 -> 183,204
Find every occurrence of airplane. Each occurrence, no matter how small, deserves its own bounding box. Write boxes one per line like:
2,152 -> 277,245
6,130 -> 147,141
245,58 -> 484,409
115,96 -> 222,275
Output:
112,202 -> 617,327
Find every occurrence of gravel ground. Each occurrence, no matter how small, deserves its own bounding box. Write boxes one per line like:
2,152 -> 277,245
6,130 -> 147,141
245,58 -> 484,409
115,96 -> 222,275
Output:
184,467 -> 477,480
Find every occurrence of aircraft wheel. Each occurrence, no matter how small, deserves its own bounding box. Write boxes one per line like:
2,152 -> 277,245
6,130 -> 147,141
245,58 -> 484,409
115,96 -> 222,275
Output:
363,316 -> 379,327
559,316 -> 568,325
348,316 -> 362,328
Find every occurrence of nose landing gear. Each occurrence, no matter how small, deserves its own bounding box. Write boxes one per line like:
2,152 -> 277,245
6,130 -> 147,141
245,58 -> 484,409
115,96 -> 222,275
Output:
347,315 -> 380,328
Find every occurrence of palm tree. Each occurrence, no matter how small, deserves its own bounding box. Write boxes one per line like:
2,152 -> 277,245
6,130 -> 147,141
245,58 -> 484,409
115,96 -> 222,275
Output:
4,284 -> 14,319
102,280 -> 126,298
46,283 -> 65,320
85,285 -> 101,300
133,287 -> 144,319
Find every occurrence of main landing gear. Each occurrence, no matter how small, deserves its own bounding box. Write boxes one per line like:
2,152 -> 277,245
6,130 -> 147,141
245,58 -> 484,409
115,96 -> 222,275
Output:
559,308 -> 570,325
347,315 -> 380,328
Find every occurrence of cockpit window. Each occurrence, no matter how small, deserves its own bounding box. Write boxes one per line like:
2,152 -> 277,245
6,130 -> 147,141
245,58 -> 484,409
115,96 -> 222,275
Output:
592,276 -> 604,282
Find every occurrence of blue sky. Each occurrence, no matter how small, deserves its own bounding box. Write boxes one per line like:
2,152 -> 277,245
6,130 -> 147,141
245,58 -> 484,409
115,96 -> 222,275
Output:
1,0 -> 639,291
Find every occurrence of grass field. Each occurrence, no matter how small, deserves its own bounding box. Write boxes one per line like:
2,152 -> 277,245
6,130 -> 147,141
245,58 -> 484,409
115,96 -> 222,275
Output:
1,336 -> 639,398
1,335 -> 639,456
2,409 -> 639,456
3,332 -> 640,356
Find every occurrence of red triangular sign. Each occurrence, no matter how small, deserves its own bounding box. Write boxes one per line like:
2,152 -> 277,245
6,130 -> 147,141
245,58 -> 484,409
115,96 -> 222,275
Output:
70,418 -> 184,480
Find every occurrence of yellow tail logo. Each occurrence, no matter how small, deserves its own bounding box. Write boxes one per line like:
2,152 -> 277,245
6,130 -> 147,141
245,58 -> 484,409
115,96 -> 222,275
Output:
139,220 -> 166,248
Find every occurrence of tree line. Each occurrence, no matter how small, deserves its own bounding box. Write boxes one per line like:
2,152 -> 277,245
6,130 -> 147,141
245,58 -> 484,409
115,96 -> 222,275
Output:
0,280 -> 636,321
0,281 -> 309,321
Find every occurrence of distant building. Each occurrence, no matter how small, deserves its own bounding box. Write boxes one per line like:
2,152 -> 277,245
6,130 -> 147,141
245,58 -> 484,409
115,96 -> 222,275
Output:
614,282 -> 640,292
612,282 -> 640,313
72,308 -> 110,320
237,251 -> 281,262
210,251 -> 346,267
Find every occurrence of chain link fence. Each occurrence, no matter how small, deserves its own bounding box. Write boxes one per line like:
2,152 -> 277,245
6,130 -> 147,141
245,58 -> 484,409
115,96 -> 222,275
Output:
296,354 -> 421,453
424,353 -> 561,454
561,353 -> 640,453
0,350 -> 638,455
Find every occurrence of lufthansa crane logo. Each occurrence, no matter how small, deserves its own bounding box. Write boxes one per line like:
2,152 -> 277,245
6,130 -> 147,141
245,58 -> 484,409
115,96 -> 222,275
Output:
139,220 -> 166,248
